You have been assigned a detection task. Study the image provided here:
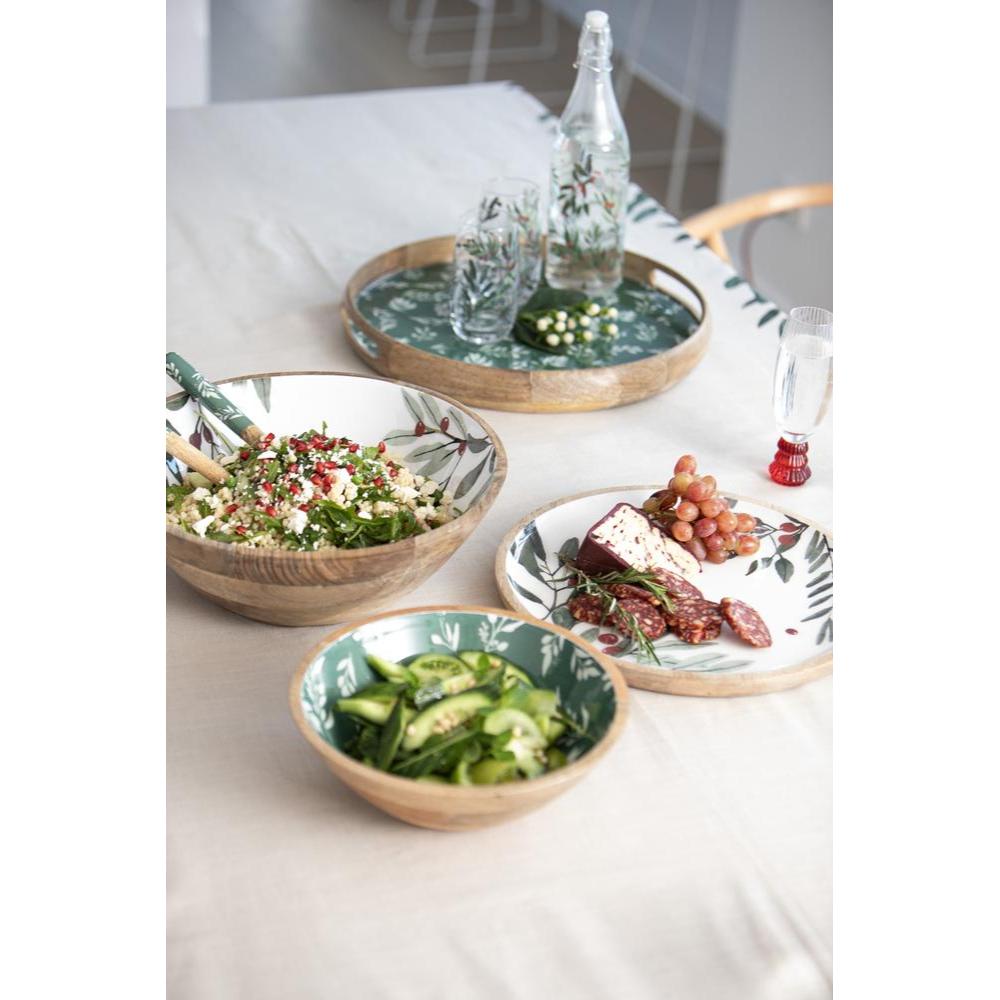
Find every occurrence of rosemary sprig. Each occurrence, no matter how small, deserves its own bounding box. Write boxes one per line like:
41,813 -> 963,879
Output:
561,559 -> 677,664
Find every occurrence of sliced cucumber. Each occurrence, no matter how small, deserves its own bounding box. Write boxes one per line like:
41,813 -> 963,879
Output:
481,708 -> 544,744
336,683 -> 406,726
451,759 -> 473,785
407,653 -> 476,695
366,653 -> 410,683
469,759 -> 519,785
524,689 -> 558,719
538,717 -> 566,746
402,690 -> 493,751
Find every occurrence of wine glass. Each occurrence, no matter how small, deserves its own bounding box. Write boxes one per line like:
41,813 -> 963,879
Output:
769,306 -> 833,486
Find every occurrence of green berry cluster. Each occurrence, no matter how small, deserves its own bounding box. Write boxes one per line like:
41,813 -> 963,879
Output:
526,300 -> 619,348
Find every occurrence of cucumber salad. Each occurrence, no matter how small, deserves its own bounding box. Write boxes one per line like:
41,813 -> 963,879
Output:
336,650 -> 587,783
165,426 -> 454,550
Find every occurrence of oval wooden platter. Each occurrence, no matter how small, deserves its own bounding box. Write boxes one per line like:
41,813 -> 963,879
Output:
341,236 -> 710,413
494,486 -> 833,697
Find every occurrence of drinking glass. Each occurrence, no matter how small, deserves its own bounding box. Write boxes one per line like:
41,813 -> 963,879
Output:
480,177 -> 542,305
769,306 -> 833,486
450,209 -> 520,345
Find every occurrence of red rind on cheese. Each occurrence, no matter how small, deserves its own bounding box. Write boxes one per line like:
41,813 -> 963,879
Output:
575,502 -> 701,581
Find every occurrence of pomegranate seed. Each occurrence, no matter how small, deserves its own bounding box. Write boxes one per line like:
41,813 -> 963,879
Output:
265,505 -> 276,517
346,463 -> 355,475
289,484 -> 301,495
310,474 -> 323,486
348,443 -> 359,453
298,503 -> 310,512
225,503 -> 239,513
262,482 -> 273,493
263,432 -> 274,443
389,467 -> 398,478
373,476 -> 384,487
235,526 -> 247,535
377,441 -> 386,453
240,450 -> 249,460
322,476 -> 333,492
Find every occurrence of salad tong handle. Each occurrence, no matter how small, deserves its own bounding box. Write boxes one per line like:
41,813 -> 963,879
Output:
166,352 -> 263,445
165,422 -> 228,485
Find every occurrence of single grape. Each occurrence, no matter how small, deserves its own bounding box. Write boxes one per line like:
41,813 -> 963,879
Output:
716,510 -> 738,533
671,520 -> 694,542
670,473 -> 694,494
676,501 -> 700,522
674,454 -> 697,475
737,534 -> 760,556
707,549 -> 729,565
701,475 -> 717,496
720,532 -> 738,552
685,536 -> 708,561
735,512 -> 756,533
699,498 -> 725,518
694,517 -> 718,538
685,479 -> 711,502
705,532 -> 726,552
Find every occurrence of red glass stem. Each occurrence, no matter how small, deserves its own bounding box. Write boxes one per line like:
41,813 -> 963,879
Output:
769,437 -> 811,486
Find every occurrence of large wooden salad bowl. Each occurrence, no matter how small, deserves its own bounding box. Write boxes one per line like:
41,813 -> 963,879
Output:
165,371 -> 507,625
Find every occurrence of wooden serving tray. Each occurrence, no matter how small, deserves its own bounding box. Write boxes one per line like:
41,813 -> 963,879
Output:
341,236 -> 710,413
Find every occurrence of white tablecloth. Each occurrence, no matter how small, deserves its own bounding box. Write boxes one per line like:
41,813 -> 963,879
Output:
167,83 -> 831,1000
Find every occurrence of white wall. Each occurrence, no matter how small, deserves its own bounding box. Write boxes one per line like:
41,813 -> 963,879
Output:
720,0 -> 832,309
167,0 -> 209,108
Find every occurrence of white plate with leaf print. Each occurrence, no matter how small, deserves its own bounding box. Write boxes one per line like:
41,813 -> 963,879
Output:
495,486 -> 832,696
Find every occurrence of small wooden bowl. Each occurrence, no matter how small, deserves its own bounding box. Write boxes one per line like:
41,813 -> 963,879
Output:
165,371 -> 507,626
289,605 -> 629,831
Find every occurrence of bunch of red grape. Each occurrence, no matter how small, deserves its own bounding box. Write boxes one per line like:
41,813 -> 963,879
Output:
643,454 -> 760,566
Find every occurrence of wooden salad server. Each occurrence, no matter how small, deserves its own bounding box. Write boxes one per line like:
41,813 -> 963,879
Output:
166,352 -> 264,445
165,421 -> 228,485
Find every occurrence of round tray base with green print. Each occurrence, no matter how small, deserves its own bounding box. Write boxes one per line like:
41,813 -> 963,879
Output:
342,236 -> 710,413
495,486 -> 833,697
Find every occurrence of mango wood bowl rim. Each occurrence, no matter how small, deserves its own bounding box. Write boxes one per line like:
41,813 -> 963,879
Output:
165,369 -> 508,563
494,485 -> 833,697
341,234 -> 711,377
288,603 -> 630,799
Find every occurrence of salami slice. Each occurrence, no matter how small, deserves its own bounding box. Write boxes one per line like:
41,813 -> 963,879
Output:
568,594 -> 605,625
607,582 -> 657,604
612,598 -> 667,640
652,568 -> 703,601
720,597 -> 772,648
664,596 -> 723,629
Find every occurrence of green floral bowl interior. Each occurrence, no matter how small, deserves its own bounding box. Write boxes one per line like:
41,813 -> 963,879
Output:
299,609 -> 621,769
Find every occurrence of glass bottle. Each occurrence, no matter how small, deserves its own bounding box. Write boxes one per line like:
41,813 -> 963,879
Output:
545,9 -> 630,295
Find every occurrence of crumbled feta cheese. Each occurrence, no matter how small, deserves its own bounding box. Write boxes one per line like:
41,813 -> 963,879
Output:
191,487 -> 210,500
192,515 -> 215,537
257,450 -> 276,459
287,509 -> 308,534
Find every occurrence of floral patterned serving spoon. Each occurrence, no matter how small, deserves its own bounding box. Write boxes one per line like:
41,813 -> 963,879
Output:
166,352 -> 263,446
